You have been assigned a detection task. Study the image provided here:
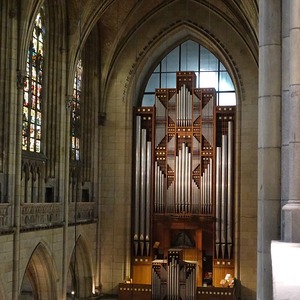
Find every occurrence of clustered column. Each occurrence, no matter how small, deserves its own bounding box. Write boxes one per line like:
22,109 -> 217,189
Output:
257,0 -> 282,299
282,0 -> 300,242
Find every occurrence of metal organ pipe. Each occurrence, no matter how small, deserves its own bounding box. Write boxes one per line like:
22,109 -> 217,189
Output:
140,129 -> 147,255
227,121 -> 233,258
181,144 -> 185,211
146,141 -> 151,256
221,135 -> 228,259
176,150 -> 180,213
167,181 -> 174,213
192,180 -> 199,214
159,166 -> 162,212
209,158 -> 212,214
201,165 -> 204,214
177,88 -> 181,126
187,152 -> 191,212
205,163 -> 209,213
152,265 -> 159,300
134,116 -> 141,256
176,85 -> 193,127
155,161 -> 158,212
174,143 -> 192,213
201,160 -> 212,215
215,147 -> 222,258
168,259 -> 171,298
134,117 -> 153,257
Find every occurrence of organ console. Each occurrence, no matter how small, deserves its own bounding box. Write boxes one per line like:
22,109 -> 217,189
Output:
122,71 -> 237,299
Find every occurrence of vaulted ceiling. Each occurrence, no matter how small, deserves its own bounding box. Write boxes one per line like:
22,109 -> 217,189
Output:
66,0 -> 258,62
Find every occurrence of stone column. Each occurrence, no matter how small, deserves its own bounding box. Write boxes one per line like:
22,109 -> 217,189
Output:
62,95 -> 72,300
257,1 -> 282,299
282,0 -> 300,242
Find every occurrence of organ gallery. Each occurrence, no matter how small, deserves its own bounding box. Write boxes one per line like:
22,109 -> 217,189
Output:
120,72 -> 237,299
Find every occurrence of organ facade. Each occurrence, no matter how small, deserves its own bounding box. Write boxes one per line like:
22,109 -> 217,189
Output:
129,72 -> 236,298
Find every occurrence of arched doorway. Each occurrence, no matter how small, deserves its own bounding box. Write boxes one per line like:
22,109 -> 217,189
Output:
67,235 -> 94,299
20,242 -> 58,300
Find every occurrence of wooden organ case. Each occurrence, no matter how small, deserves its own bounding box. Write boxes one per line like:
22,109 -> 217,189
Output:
125,72 -> 236,299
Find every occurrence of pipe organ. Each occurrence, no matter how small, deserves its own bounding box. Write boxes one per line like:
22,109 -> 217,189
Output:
132,72 -> 236,294
152,249 -> 196,300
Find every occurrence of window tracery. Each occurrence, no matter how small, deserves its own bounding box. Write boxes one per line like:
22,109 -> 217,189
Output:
142,40 -> 236,107
22,8 -> 45,153
71,59 -> 82,161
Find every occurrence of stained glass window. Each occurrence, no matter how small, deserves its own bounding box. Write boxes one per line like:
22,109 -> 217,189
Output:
142,40 -> 236,106
71,59 -> 82,161
22,9 -> 44,152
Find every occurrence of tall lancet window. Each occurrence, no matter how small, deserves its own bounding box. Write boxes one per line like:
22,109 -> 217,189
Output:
22,8 -> 45,152
71,59 -> 82,161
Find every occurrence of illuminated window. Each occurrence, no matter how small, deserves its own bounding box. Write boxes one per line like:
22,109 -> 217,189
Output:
71,59 -> 82,161
22,8 -> 44,152
142,40 -> 236,106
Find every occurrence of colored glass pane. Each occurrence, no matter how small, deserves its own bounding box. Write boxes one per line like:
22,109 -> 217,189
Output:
22,9 -> 44,152
71,59 -> 82,161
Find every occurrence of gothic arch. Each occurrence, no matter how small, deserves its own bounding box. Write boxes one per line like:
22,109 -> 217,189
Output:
124,22 -> 244,108
67,235 -> 94,299
101,13 -> 255,113
20,242 -> 58,300
18,0 -> 67,73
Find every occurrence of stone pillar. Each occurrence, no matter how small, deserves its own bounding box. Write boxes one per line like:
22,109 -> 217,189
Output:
282,0 -> 300,243
257,1 -> 282,299
62,96 -> 72,300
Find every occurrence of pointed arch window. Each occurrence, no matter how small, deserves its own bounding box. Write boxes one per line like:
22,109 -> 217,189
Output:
22,8 -> 45,152
142,40 -> 236,106
71,59 -> 82,161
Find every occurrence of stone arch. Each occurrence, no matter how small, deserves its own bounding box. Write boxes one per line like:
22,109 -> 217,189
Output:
20,242 -> 58,300
67,235 -> 94,299
124,24 -> 244,107
101,1 -> 257,112
18,0 -> 67,73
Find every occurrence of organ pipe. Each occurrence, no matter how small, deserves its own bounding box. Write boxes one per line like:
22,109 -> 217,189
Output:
146,141 -> 151,256
175,152 -> 180,212
174,143 -> 192,213
221,135 -> 228,259
155,158 -> 167,214
154,162 -> 158,212
134,116 -> 141,256
153,252 -> 196,299
209,158 -> 212,214
227,121 -> 233,258
133,115 -> 153,256
139,129 -> 147,255
134,73 -> 236,277
215,147 -> 222,258
176,85 -> 192,126
187,152 -> 191,212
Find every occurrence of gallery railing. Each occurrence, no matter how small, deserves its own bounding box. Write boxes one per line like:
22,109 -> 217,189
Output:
0,201 -> 97,231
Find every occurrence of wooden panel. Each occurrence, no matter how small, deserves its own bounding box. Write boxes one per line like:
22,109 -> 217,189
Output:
132,260 -> 152,284
119,283 -> 151,300
197,286 -> 237,299
182,248 -> 203,287
213,259 -> 234,287
119,284 -> 238,300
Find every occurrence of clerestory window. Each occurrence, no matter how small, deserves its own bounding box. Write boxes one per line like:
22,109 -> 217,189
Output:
22,8 -> 45,153
71,59 -> 82,161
